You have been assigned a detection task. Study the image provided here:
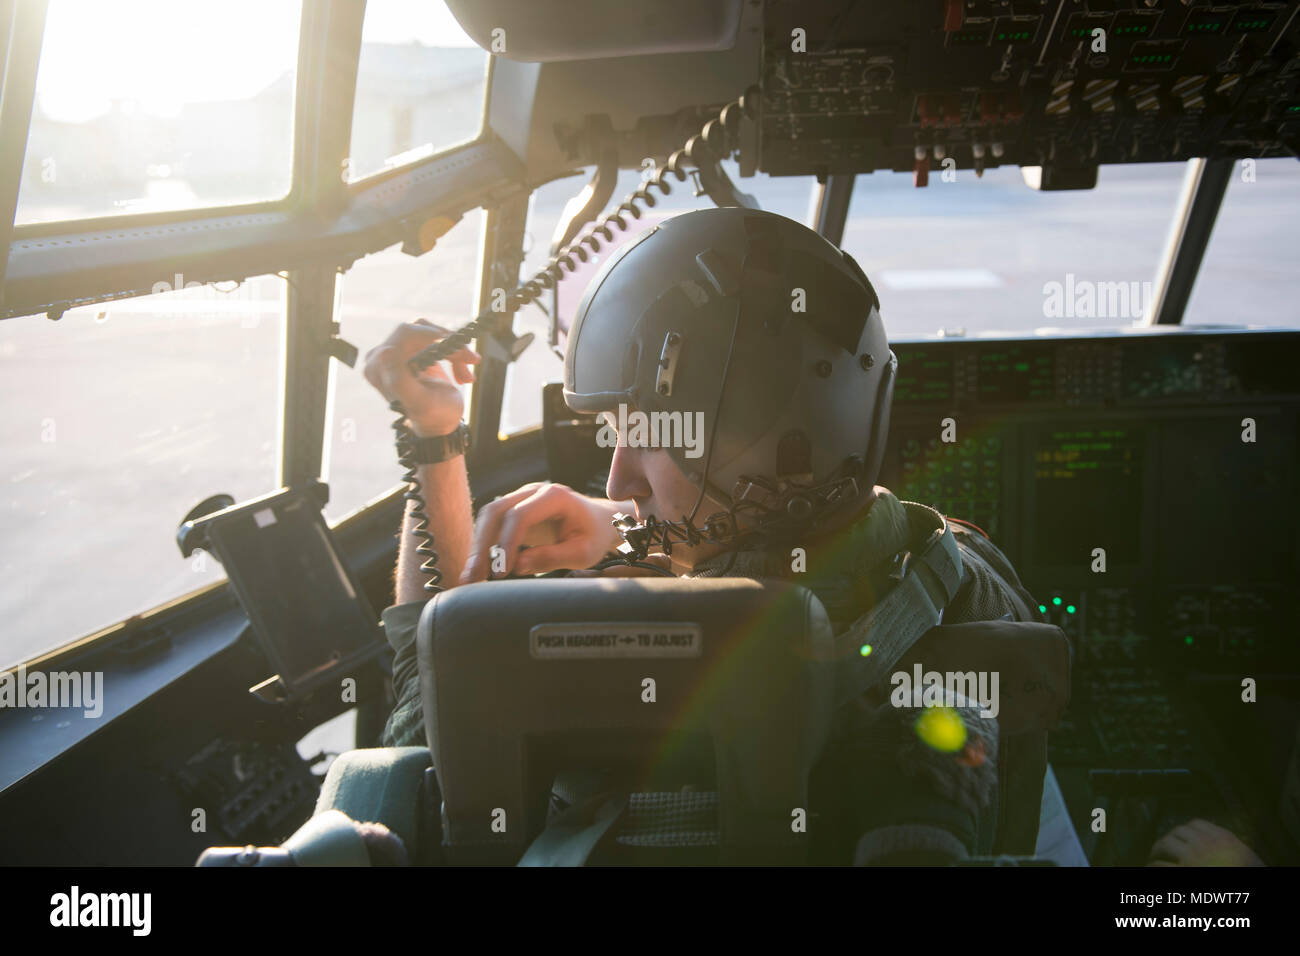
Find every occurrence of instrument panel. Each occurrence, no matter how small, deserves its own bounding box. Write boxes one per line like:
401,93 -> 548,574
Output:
878,328 -> 1299,862
754,0 -> 1300,180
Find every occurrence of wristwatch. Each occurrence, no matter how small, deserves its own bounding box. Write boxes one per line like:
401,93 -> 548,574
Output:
406,421 -> 471,464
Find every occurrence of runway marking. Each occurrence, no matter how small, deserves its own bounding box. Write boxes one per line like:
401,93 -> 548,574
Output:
878,268 -> 1005,291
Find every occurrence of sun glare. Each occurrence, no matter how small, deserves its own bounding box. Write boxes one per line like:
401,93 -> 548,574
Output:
34,0 -> 303,123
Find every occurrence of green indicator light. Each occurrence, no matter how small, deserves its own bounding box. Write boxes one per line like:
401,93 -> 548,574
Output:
1052,596 -> 1063,606
1038,604 -> 1048,614
860,644 -> 873,657
1066,605 -> 1077,614
1185,635 -> 1194,645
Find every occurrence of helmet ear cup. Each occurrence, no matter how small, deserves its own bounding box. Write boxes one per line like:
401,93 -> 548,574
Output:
861,350 -> 898,491
775,429 -> 813,480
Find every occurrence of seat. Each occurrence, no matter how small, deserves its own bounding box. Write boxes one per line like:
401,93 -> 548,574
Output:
302,576 -> 1071,864
409,576 -> 1069,864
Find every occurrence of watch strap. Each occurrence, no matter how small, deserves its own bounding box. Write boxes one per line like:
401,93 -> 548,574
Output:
405,421 -> 470,464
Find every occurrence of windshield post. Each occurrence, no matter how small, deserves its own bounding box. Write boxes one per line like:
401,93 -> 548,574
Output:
468,193 -> 530,464
1146,157 -> 1234,327
0,0 -> 49,309
807,174 -> 854,245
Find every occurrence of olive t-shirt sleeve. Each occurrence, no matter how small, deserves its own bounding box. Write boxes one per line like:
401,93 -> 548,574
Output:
379,601 -> 428,748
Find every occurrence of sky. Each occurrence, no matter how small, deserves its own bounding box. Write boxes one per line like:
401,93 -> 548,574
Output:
34,0 -> 477,123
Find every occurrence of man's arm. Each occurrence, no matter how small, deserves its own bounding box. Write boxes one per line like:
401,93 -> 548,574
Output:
362,319 -> 478,605
394,447 -> 473,604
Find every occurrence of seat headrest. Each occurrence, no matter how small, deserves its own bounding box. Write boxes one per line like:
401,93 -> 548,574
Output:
416,576 -> 836,864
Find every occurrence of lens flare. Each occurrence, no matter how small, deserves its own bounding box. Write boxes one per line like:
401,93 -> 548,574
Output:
914,706 -> 967,753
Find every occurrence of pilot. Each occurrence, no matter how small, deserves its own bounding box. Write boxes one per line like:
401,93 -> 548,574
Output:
364,207 -> 1045,863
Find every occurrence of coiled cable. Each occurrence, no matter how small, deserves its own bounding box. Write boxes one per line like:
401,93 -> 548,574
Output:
390,399 -> 445,592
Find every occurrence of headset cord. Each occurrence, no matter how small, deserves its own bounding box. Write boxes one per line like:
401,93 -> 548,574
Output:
401,86 -> 761,380
617,496 -> 773,560
589,556 -> 679,576
617,470 -> 866,562
392,86 -> 762,592
391,400 -> 445,593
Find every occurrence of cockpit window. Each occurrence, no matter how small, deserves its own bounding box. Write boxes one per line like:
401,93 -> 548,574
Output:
15,0 -> 301,225
840,163 -> 1189,337
344,0 -> 488,184
324,213 -> 484,525
0,275 -> 285,670
1184,159 -> 1300,329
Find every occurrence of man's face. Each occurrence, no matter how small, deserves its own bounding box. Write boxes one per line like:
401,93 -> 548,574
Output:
602,410 -> 727,570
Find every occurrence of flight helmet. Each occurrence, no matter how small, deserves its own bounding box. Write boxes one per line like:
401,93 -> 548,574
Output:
563,206 -> 896,551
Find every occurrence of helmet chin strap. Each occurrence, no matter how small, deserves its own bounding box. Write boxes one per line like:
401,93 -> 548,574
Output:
686,255 -> 746,527
612,469 -> 864,562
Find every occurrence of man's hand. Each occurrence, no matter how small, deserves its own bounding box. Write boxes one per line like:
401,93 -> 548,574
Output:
1147,819 -> 1265,867
363,320 -> 480,436
460,483 -> 633,583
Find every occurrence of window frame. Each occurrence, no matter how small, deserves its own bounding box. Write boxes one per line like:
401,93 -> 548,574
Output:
342,8 -> 492,190
2,2 -> 512,324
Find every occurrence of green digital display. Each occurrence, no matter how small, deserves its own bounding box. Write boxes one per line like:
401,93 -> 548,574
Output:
1229,13 -> 1277,34
1183,12 -> 1229,36
894,351 -> 953,404
978,346 -> 1055,402
1114,13 -> 1159,38
1122,338 -> 1206,399
1065,16 -> 1108,42
1033,427 -> 1144,567
950,27 -> 991,46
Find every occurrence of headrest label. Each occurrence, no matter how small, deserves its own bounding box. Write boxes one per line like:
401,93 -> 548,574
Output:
530,623 -> 703,659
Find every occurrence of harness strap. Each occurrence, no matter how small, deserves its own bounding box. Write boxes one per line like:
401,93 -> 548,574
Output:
517,792 -> 628,867
832,501 -> 965,706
